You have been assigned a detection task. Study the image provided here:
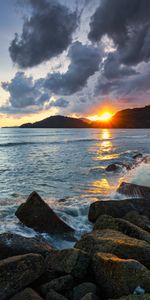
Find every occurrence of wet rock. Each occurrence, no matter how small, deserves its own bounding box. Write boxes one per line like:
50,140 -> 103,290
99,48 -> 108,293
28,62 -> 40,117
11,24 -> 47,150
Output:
10,288 -> 43,300
92,252 -> 150,299
46,248 -> 90,280
117,182 -> 150,200
81,293 -> 99,300
142,155 -> 150,164
15,191 -> 74,235
75,229 -> 150,268
106,162 -> 132,172
0,233 -> 53,260
106,164 -> 120,172
133,153 -> 143,160
93,215 -> 150,244
73,282 -> 97,300
45,289 -> 68,300
123,211 -> 150,233
0,253 -> 45,300
40,275 -> 74,296
114,295 -> 150,299
32,270 -> 60,288
88,197 -> 150,222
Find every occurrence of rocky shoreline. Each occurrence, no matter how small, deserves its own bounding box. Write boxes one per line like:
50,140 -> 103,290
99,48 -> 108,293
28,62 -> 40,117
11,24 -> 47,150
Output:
0,181 -> 150,300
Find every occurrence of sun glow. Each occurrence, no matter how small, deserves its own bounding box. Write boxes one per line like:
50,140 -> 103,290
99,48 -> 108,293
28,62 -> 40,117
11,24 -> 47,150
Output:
88,112 -> 113,122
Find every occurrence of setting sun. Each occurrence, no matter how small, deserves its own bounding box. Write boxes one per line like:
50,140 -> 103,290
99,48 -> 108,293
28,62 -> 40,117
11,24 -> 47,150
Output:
88,112 -> 113,122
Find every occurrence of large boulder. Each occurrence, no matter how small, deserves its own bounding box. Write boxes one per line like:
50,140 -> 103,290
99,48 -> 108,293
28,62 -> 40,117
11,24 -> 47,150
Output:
75,229 -> 150,268
0,233 -> 53,260
91,252 -> 150,299
73,282 -> 97,300
46,248 -> 90,280
93,215 -> 150,244
123,211 -> 150,233
0,253 -> 45,300
15,191 -> 74,235
10,288 -> 43,300
117,182 -> 150,200
31,269 -> 60,288
88,198 -> 150,222
40,275 -> 74,296
45,289 -> 68,300
81,293 -> 99,300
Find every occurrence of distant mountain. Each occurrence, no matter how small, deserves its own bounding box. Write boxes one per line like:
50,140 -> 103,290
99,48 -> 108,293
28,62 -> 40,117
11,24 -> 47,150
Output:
20,115 -> 91,128
110,105 -> 150,128
20,105 -> 150,128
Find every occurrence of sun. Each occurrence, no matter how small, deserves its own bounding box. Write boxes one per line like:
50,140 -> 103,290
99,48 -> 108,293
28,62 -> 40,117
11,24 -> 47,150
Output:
99,112 -> 112,121
88,112 -> 113,122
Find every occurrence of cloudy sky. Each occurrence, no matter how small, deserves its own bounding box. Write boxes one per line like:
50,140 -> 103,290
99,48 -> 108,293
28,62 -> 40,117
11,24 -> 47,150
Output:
0,0 -> 150,126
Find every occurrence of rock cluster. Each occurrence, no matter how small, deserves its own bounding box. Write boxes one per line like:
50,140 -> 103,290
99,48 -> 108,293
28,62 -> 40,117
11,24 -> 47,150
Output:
0,185 -> 150,299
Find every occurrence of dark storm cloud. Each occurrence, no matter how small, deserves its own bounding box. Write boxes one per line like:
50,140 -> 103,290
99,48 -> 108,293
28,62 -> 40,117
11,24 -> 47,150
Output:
44,41 -> 102,95
9,0 -> 78,68
1,72 -> 50,109
2,42 -> 101,113
95,64 -> 150,103
103,53 -> 137,80
1,72 -> 69,113
89,0 -> 150,65
50,98 -> 69,108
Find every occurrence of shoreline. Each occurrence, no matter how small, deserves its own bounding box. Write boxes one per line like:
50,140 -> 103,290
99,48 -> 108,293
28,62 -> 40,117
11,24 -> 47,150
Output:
0,181 -> 150,300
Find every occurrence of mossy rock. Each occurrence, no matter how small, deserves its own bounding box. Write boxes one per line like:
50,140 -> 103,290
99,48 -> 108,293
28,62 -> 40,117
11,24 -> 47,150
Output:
91,252 -> 150,299
46,248 -> 90,279
93,215 -> 150,244
75,229 -> 150,268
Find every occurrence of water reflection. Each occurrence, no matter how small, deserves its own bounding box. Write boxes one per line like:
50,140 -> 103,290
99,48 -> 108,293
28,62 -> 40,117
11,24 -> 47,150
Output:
100,128 -> 111,140
95,129 -> 118,161
89,129 -> 119,196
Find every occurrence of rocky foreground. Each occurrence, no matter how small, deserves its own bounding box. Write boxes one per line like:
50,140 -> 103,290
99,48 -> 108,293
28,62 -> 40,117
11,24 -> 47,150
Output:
0,182 -> 150,300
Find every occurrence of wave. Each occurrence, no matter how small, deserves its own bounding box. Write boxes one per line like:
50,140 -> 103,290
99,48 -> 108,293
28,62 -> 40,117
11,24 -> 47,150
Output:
0,138 -> 103,148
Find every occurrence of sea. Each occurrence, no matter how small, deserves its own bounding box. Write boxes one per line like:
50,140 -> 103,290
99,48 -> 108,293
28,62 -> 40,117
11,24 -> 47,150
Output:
0,128 -> 150,248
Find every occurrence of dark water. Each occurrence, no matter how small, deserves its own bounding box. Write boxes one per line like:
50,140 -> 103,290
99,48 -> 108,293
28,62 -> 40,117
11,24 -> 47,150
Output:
0,128 -> 150,248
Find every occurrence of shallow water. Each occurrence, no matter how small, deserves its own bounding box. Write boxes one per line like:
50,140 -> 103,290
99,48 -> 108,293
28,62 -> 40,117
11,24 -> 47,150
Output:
0,128 -> 150,248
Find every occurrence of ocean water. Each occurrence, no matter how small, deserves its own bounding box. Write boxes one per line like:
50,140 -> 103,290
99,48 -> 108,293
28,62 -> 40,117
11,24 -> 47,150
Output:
0,128 -> 150,248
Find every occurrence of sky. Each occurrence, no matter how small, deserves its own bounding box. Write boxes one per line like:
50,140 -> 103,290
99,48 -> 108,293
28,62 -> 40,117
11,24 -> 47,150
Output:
0,0 -> 150,126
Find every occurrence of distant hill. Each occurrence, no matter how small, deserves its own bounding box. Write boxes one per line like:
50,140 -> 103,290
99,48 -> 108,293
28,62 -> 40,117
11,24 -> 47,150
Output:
20,115 -> 91,128
110,105 -> 150,128
20,105 -> 150,128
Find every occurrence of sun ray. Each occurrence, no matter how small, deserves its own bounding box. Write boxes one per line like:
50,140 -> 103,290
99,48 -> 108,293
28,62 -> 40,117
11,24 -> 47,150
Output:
88,112 -> 113,122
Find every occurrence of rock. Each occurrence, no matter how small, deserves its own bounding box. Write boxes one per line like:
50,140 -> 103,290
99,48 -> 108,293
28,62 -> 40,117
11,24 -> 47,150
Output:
88,197 -> 150,222
31,270 -> 60,288
106,162 -> 132,172
110,294 -> 150,299
0,253 -> 45,300
0,233 -> 53,260
133,153 -> 143,160
91,252 -> 150,299
46,248 -> 90,279
15,191 -> 74,235
93,215 -> 150,244
45,289 -> 68,300
40,275 -> 74,296
75,229 -> 150,268
142,155 -> 150,164
106,164 -> 120,172
123,211 -> 150,233
73,282 -> 97,300
81,293 -> 99,300
117,182 -> 150,200
10,288 -> 43,300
